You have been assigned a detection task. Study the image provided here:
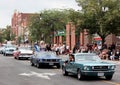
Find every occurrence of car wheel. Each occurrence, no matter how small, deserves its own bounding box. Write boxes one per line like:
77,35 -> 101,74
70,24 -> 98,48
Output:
30,61 -> 34,66
14,56 -> 17,59
36,63 -> 40,68
62,66 -> 68,76
56,64 -> 61,69
17,56 -> 20,60
77,69 -> 83,80
105,75 -> 113,80
4,53 -> 7,56
3,53 -> 5,56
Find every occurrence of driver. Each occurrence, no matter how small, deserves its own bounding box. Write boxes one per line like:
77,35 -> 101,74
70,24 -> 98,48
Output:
69,54 -> 74,62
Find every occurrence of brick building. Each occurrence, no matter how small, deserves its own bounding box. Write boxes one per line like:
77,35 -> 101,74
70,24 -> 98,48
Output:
11,10 -> 34,42
54,22 -> 120,50
53,22 -> 90,50
65,22 -> 90,50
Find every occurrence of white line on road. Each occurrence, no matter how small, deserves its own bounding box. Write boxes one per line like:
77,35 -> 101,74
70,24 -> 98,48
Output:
19,71 -> 56,80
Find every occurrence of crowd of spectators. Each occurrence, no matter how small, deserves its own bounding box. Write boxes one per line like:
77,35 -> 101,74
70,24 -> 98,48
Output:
34,41 -> 70,55
33,41 -> 120,61
72,43 -> 120,61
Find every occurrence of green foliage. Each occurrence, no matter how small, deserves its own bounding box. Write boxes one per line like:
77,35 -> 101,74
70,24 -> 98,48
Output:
76,0 -> 120,44
28,9 -> 68,43
2,26 -> 11,41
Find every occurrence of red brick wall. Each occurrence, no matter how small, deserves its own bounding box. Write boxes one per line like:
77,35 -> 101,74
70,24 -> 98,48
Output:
66,23 -> 71,48
11,11 -> 34,38
59,36 -> 62,44
71,24 -> 76,50
80,32 -> 84,46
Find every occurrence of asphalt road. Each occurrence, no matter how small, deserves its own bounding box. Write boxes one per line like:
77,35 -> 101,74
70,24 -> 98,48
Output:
0,54 -> 120,85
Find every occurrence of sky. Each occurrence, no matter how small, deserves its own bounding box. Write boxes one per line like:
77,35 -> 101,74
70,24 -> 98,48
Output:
0,0 -> 81,28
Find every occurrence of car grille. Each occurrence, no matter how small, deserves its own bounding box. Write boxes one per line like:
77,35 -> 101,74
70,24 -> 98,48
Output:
9,49 -> 14,51
92,66 -> 108,71
42,59 -> 59,62
21,54 -> 32,55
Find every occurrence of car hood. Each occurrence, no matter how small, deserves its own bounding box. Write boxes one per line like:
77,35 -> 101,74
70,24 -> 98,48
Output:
6,47 -> 16,50
75,61 -> 115,66
39,55 -> 61,60
19,49 -> 33,54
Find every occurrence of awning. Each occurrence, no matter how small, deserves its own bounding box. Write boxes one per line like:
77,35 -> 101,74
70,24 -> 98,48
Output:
94,37 -> 102,41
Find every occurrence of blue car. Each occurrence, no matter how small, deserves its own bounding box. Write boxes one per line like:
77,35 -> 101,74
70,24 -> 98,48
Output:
61,53 -> 116,80
30,52 -> 61,68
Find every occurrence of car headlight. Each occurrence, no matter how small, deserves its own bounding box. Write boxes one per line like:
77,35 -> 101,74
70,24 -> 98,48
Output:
38,59 -> 42,62
84,66 -> 90,70
108,65 -> 115,70
110,65 -> 116,70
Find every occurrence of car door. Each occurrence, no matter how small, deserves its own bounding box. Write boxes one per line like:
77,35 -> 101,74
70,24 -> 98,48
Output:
69,61 -> 78,73
32,54 -> 37,65
69,56 -> 77,73
64,60 -> 71,72
65,60 -> 75,72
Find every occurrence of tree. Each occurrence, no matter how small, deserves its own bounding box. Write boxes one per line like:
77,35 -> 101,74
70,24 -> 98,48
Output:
0,30 -> 4,43
29,14 -> 42,42
2,26 -> 11,41
76,0 -> 120,45
66,9 -> 82,28
28,9 -> 68,43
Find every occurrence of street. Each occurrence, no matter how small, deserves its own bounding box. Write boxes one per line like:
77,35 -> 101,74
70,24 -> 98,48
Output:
0,54 -> 120,85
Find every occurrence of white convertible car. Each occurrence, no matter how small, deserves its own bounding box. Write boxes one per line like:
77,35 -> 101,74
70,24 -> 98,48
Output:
13,46 -> 33,60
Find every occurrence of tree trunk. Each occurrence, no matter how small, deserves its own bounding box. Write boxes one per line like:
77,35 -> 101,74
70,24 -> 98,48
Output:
101,36 -> 105,47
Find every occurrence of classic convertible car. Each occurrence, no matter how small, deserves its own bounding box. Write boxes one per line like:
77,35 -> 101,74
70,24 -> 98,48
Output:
61,53 -> 116,80
13,46 -> 33,60
3,44 -> 16,56
30,52 -> 61,68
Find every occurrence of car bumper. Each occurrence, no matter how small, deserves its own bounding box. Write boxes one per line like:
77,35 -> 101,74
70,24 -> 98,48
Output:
5,51 -> 14,54
38,62 -> 60,66
81,70 -> 115,77
19,55 -> 32,58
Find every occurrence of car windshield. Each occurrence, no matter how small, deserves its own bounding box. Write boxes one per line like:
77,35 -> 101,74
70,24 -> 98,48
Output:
6,45 -> 16,48
19,47 -> 31,50
37,52 -> 56,58
75,54 -> 101,62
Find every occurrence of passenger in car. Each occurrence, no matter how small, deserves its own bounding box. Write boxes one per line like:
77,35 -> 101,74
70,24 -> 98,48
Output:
69,54 -> 75,62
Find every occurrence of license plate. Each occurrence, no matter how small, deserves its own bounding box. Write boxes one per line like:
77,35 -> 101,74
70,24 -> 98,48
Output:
49,63 -> 54,65
98,72 -> 104,76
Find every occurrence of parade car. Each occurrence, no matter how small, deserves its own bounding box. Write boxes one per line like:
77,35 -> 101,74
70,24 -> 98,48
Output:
13,46 -> 33,60
30,52 -> 61,68
0,44 -> 6,54
61,53 -> 116,80
3,45 -> 16,56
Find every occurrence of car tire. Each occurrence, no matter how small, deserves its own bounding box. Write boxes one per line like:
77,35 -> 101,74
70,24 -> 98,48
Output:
14,56 -> 17,59
105,75 -> 113,80
62,66 -> 68,76
4,53 -> 7,56
3,53 -> 5,56
30,61 -> 34,66
77,69 -> 83,80
17,56 -> 20,60
36,63 -> 40,68
56,64 -> 61,69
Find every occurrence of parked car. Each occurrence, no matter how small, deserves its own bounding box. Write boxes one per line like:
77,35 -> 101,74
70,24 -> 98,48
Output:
30,52 -> 61,68
13,46 -> 33,60
3,45 -> 16,56
61,53 -> 116,80
0,44 -> 6,54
